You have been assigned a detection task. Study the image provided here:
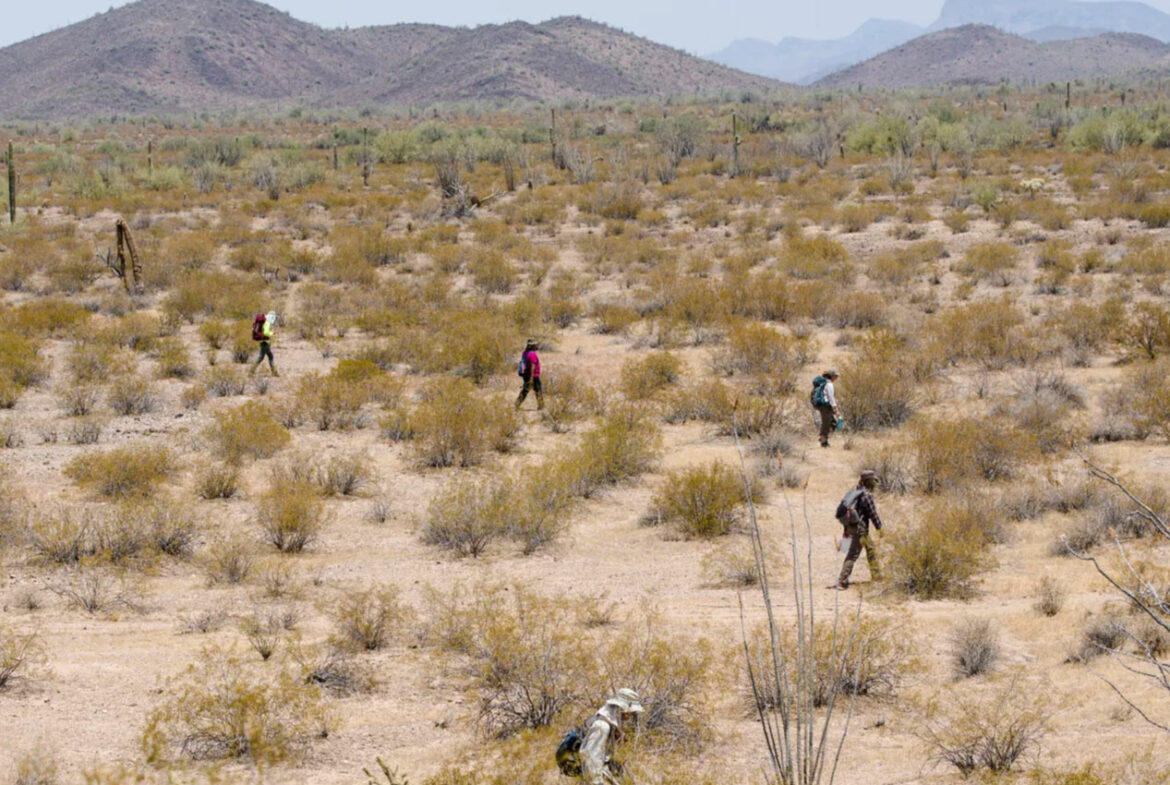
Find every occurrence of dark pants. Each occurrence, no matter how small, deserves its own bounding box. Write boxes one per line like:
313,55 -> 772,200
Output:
816,404 -> 835,444
516,376 -> 543,409
838,526 -> 880,585
254,341 -> 275,371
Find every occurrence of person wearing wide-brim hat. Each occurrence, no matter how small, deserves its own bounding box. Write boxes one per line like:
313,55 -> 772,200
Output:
813,368 -> 841,447
833,469 -> 884,590
515,338 -> 543,411
579,688 -> 644,785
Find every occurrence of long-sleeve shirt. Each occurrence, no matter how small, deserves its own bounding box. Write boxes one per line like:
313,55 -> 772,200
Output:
851,485 -> 883,535
823,379 -> 837,409
580,707 -> 621,785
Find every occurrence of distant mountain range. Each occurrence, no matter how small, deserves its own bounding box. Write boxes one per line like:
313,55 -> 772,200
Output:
711,0 -> 1170,84
0,0 -> 780,120
814,24 -> 1170,89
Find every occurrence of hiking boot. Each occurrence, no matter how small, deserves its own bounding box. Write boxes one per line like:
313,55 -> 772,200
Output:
830,582 -> 849,591
820,440 -> 829,448
271,366 -> 280,378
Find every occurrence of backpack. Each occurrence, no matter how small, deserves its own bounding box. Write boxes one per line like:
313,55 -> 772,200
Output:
555,724 -> 586,777
251,313 -> 266,342
518,352 -> 529,377
810,375 -> 830,407
835,488 -> 865,527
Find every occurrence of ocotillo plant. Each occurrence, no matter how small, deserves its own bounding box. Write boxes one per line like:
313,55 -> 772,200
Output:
6,141 -> 14,225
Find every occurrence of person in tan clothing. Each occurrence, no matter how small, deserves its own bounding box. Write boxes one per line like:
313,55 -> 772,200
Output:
580,688 -> 643,785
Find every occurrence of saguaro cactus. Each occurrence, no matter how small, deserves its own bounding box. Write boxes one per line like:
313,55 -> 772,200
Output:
6,142 -> 14,225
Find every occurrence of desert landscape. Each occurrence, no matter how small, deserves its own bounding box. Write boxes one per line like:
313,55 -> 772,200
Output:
1,14 -> 1170,785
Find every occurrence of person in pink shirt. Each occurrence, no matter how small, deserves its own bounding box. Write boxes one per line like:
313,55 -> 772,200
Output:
515,338 -> 544,410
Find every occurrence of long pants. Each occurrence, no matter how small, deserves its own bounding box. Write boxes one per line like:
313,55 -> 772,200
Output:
838,529 -> 880,585
254,341 -> 275,371
816,404 -> 835,443
516,376 -> 543,409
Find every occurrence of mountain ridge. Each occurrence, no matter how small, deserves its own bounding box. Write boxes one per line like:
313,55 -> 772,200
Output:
0,0 -> 781,120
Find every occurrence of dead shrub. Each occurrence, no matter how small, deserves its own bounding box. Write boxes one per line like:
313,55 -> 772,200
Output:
142,647 -> 332,764
332,586 -> 414,652
239,610 -> 285,661
257,481 -> 327,553
202,366 -> 246,398
296,644 -> 376,696
919,676 -> 1049,776
950,618 -> 1000,678
648,461 -> 764,538
64,443 -> 178,498
57,383 -> 101,416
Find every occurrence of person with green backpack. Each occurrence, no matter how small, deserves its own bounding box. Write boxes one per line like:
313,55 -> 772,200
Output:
810,369 -> 842,447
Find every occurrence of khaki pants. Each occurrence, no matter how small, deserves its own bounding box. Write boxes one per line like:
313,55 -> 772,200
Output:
838,529 -> 880,585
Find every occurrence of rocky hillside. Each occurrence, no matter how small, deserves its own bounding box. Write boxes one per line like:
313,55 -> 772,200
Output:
0,0 -> 780,120
815,24 -> 1170,89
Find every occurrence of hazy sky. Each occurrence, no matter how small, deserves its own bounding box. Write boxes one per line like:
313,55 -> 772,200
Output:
7,0 -> 1170,54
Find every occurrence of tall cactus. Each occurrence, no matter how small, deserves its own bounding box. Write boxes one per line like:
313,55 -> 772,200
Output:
6,142 -> 14,225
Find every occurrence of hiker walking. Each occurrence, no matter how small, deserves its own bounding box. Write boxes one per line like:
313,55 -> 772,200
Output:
250,311 -> 279,377
833,469 -> 883,590
515,338 -> 543,410
810,369 -> 842,447
572,688 -> 643,785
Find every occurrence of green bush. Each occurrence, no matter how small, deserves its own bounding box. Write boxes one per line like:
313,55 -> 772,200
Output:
204,400 -> 290,463
889,500 -> 996,599
619,351 -> 683,400
572,404 -> 662,491
411,380 -> 518,468
910,415 -> 1031,493
257,481 -> 327,553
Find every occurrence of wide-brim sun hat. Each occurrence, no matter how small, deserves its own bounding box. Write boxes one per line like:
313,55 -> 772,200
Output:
607,687 -> 644,713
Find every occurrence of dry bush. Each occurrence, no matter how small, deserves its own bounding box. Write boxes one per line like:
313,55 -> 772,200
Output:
0,332 -> 49,404
590,301 -> 641,335
780,231 -> 852,281
619,351 -> 683,400
11,746 -> 59,785
926,298 -> 1033,369
711,321 -> 813,390
855,444 -> 913,494
193,460 -> 240,500
746,616 -> 919,710
950,618 -> 1000,678
910,415 -> 1031,493
411,380 -> 518,468
293,373 -> 371,431
0,625 -> 45,690
202,366 -> 246,398
142,647 -> 331,764
839,330 -> 921,430
421,476 -> 507,558
106,373 -> 158,416
919,676 -> 1050,776
202,538 -> 256,585
296,644 -> 376,697
204,400 -> 290,463
50,567 -> 143,614
538,369 -> 604,433
889,499 -> 997,599
648,461 -> 763,539
1035,576 -> 1065,617
571,404 -> 662,492
1067,613 -> 1127,663
57,382 -> 101,416
257,481 -> 327,553
153,336 -> 195,378
239,610 -> 285,661
332,586 -> 415,652
1111,357 -> 1170,441
317,452 -> 374,497
64,443 -> 177,498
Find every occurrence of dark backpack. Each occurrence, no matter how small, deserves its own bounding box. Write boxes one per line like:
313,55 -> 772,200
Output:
836,488 -> 865,526
251,314 -> 266,342
518,354 -> 527,377
555,724 -> 586,777
810,375 -> 830,407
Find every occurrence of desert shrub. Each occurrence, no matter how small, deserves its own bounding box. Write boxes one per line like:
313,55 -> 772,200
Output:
1034,576 -> 1065,617
317,452 -> 374,497
194,461 -> 239,500
1115,357 -> 1170,440
1068,613 -> 1127,663
202,538 -> 256,585
700,540 -> 767,587
10,746 -> 58,785
747,616 -> 918,710
839,330 -> 921,430
572,404 -> 662,491
142,501 -> 198,559
711,321 -> 813,390
204,401 -> 290,463
106,372 -> 158,416
0,332 -> 48,402
926,298 -> 1033,369
780,231 -> 852,280
257,481 -> 326,553
421,477 -> 507,558
538,369 -> 604,433
57,382 -> 101,416
920,677 -> 1049,775
239,611 -> 285,661
855,444 -> 913,494
648,461 -> 763,538
0,626 -> 46,690
50,566 -> 142,614
889,500 -> 996,599
590,301 -> 641,335
24,506 -> 94,565
296,644 -> 376,697
152,336 -> 194,379
950,618 -> 1000,678
198,320 -> 232,350
506,470 -> 576,554
910,415 -> 1030,493
619,351 -> 683,400
332,586 -> 414,652
294,373 -> 368,431
411,380 -> 518,468
64,443 -> 177,498
1122,302 -> 1170,360
202,366 -> 246,398
142,647 -> 331,764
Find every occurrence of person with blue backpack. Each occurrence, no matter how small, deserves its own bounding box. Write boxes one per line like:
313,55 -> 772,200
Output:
810,369 -> 842,447
514,338 -> 544,410
556,688 -> 643,784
